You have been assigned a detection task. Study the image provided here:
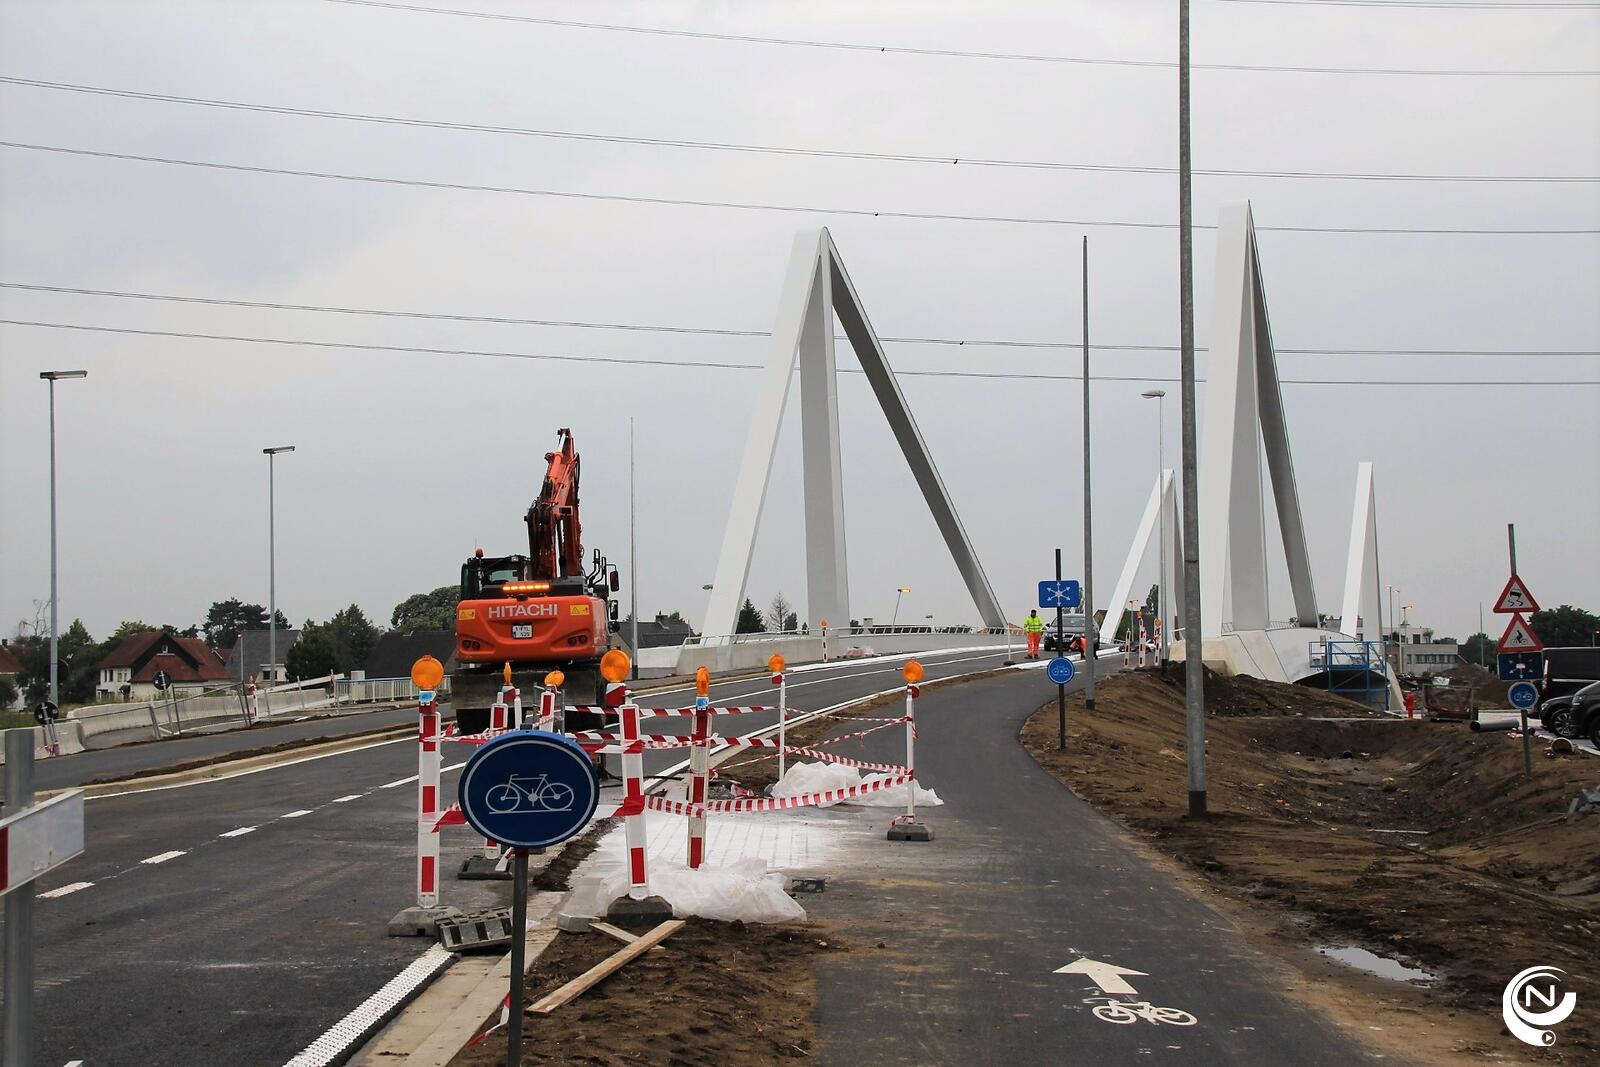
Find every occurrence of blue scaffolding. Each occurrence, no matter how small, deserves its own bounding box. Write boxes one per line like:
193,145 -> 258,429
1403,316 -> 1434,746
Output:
1307,639 -> 1391,711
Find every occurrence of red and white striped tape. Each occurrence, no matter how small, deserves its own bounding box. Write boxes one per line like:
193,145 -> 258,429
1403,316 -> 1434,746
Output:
564,705 -> 776,719
617,772 -> 915,820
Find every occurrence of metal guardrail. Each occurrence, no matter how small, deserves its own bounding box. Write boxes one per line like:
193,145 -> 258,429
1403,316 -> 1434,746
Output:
683,624 -> 1015,647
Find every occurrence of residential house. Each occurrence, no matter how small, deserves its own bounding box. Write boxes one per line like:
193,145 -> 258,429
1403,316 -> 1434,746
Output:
364,630 -> 458,681
224,628 -> 303,686
97,629 -> 233,701
619,614 -> 697,651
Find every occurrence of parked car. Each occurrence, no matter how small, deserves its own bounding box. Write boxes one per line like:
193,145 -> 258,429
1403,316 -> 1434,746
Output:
1544,679 -> 1600,745
1537,647 -> 1600,726
1043,632 -> 1087,656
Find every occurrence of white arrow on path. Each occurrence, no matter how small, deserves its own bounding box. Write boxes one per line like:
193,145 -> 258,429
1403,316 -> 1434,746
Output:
1054,958 -> 1148,996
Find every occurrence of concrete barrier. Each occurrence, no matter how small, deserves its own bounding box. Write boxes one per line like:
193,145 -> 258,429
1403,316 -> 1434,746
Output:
0,721 -> 87,762
671,632 -> 1014,675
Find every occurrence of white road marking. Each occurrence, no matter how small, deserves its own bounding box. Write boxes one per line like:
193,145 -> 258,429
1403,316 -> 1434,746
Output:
281,809 -> 314,818
88,735 -> 410,801
219,826 -> 257,837
39,881 -> 93,899
379,775 -> 415,789
141,850 -> 187,865
331,794 -> 362,803
1055,957 -> 1148,995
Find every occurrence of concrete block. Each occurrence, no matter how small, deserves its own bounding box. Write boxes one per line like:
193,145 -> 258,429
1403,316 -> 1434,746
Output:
887,822 -> 934,842
605,894 -> 674,921
388,904 -> 464,938
457,854 -> 512,880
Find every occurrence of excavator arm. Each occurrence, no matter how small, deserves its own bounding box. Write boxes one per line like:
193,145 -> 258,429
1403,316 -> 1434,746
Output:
527,427 -> 584,580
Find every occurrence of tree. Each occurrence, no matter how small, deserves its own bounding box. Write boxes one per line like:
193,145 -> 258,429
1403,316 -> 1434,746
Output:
1529,605 -> 1600,649
57,619 -> 101,704
391,586 -> 461,632
767,592 -> 796,633
328,604 -> 382,672
109,620 -> 155,644
0,676 -> 15,710
285,622 -> 339,681
1461,632 -> 1495,667
736,598 -> 766,634
203,599 -> 288,650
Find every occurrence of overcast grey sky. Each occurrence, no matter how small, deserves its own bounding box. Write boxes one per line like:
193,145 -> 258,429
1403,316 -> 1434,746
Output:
1,0 -> 1596,647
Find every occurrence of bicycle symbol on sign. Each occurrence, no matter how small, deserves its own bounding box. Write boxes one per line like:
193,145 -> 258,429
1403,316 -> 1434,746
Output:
486,774 -> 576,814
1086,997 -> 1197,1026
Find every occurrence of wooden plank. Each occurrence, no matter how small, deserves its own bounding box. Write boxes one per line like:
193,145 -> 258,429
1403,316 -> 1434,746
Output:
588,922 -> 639,945
527,919 -> 685,1015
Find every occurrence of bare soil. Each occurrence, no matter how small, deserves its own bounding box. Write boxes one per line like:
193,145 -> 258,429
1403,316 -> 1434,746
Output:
450,919 -> 837,1066
1022,668 -> 1600,1063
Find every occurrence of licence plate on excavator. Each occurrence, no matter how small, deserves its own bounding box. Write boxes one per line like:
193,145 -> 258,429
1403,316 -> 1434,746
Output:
511,624 -> 533,639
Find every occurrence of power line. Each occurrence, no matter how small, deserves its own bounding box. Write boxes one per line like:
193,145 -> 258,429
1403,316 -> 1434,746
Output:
2,319 -> 1593,387
5,282 -> 1596,358
3,76 -> 1591,185
4,141 -> 1594,236
323,0 -> 1600,76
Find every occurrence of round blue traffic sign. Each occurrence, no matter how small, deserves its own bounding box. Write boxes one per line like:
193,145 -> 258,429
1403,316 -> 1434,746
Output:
457,731 -> 600,850
1508,682 -> 1539,710
1046,656 -> 1076,685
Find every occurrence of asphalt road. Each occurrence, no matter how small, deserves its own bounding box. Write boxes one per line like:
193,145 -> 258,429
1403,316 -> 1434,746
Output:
810,669 -> 1388,1066
2,646 -> 1015,1067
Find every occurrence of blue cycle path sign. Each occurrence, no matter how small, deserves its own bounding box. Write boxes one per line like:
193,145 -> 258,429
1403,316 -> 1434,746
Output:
458,731 -> 600,850
1039,580 -> 1081,610
1046,657 -> 1076,685
1508,682 -> 1539,710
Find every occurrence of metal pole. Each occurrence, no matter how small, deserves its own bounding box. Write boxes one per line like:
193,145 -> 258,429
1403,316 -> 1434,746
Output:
1478,603 -> 1486,667
1056,548 -> 1066,750
1155,394 -> 1167,669
1178,0 -> 1207,817
630,417 -> 639,680
1082,237 -> 1097,716
47,380 -> 59,715
1509,524 -> 1531,778
508,848 -> 528,1067
4,729 -> 37,1067
268,452 -> 277,688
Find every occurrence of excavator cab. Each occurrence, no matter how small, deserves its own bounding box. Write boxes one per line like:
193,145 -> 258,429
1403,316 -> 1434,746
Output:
460,553 -> 528,600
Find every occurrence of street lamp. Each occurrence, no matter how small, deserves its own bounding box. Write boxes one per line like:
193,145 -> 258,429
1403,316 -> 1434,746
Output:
264,446 -> 295,684
1386,585 -> 1400,672
892,587 -> 911,626
1141,389 -> 1167,667
40,370 -> 88,712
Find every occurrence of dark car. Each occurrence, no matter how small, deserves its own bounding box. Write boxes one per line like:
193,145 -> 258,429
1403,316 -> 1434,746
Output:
1538,647 -> 1600,727
1544,679 -> 1600,746
1043,632 -> 1088,656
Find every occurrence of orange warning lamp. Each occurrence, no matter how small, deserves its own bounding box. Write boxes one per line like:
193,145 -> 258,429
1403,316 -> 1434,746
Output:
411,655 -> 445,691
474,546 -> 484,558
544,670 -> 565,689
695,665 -> 711,696
902,659 -> 925,684
819,619 -> 829,629
600,648 -> 631,683
502,661 -> 513,684
767,653 -> 786,675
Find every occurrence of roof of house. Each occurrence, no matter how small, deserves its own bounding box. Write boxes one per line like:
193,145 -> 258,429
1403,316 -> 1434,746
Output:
365,630 -> 457,680
100,629 -> 232,684
621,618 -> 697,651
224,628 -> 303,682
0,641 -> 22,675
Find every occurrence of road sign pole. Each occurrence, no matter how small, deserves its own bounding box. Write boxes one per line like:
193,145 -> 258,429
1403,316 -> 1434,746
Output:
1082,236 -> 1096,719
1508,524 -> 1532,779
4,729 -> 36,1067
508,847 -> 528,1067
1056,548 -> 1067,750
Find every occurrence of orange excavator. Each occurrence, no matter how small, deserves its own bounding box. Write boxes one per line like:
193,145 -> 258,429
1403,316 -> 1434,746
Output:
453,428 -> 619,734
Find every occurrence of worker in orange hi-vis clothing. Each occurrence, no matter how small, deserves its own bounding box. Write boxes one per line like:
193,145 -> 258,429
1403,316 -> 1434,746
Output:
1023,609 -> 1046,659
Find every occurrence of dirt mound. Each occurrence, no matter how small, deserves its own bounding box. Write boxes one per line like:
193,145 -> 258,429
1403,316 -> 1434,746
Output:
1021,671 -> 1600,1061
452,919 -> 837,1065
1141,661 -> 1388,718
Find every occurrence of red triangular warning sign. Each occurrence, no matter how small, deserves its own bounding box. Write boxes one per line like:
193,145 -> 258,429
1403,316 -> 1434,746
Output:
1493,574 -> 1540,614
1498,612 -> 1543,653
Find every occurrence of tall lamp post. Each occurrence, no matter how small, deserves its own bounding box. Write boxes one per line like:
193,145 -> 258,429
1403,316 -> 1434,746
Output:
264,446 -> 295,685
1386,585 -> 1401,674
891,587 -> 911,626
1141,389 -> 1167,666
40,370 -> 88,713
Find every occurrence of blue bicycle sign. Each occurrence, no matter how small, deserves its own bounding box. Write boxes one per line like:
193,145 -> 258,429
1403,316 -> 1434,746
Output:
458,731 -> 600,850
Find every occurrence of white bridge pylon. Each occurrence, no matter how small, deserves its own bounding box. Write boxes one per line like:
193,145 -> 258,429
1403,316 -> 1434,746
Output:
702,228 -> 1006,640
1099,470 -> 1183,647
1339,462 -> 1382,641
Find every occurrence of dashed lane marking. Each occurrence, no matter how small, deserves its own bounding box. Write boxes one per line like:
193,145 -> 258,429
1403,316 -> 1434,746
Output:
219,826 -> 258,837
141,850 -> 186,865
332,794 -> 362,803
39,881 -> 93,899
282,809 -> 314,818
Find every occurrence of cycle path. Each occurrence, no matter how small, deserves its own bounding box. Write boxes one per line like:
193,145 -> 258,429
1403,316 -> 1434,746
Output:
808,669 -> 1397,1066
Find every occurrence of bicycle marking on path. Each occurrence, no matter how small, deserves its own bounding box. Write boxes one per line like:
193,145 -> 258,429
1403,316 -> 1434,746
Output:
1055,957 -> 1199,1027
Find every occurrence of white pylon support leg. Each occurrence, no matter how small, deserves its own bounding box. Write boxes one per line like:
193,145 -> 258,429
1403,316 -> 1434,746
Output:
1340,462 -> 1380,640
1198,202 -> 1318,638
704,229 -> 1005,641
1100,471 -> 1180,647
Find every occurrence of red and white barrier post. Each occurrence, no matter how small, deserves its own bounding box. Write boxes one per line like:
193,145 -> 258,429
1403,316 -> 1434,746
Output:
687,667 -> 711,870
1136,610 -> 1147,668
769,654 -> 789,781
887,660 -> 933,842
416,690 -> 442,908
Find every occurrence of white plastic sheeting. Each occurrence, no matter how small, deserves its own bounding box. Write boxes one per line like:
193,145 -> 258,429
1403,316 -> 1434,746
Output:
770,761 -> 943,809
566,857 -> 806,924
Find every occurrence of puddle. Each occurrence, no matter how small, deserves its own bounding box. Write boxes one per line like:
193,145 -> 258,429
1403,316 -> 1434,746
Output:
1316,945 -> 1435,983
